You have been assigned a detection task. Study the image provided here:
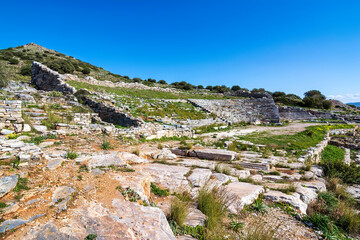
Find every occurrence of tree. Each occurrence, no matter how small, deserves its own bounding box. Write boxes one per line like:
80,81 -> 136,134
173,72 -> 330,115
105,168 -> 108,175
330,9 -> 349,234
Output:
47,59 -> 75,74
231,85 -> 241,91
8,58 -> 19,65
158,80 -> 167,84
133,77 -> 142,82
0,61 -> 9,88
197,85 -> 204,89
206,85 -> 213,91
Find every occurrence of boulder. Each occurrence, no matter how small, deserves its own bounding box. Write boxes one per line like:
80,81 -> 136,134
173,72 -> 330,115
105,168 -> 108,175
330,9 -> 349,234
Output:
263,190 -> 307,214
1,129 -> 14,135
187,168 -> 212,187
88,152 -> 128,169
224,182 -> 264,214
189,149 -> 237,161
153,149 -> 177,160
184,208 -> 206,227
0,174 -> 18,198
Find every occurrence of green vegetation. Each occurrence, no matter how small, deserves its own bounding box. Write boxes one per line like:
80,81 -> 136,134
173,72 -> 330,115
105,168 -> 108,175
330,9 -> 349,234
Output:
66,151 -> 79,159
116,186 -> 141,202
84,234 -> 97,240
198,187 -> 228,230
245,195 -> 267,213
273,90 -> 332,109
242,221 -> 278,240
238,124 -> 354,156
150,182 -> 170,197
68,80 -> 231,100
169,197 -> 190,226
321,145 -> 360,184
101,140 -> 112,150
13,177 -> 30,192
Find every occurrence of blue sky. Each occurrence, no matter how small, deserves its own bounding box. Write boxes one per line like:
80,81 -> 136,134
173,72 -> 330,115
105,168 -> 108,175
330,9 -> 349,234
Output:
1,1 -> 360,102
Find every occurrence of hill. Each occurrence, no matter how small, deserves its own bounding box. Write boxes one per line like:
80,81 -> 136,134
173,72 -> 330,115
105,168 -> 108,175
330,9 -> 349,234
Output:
347,102 -> 360,107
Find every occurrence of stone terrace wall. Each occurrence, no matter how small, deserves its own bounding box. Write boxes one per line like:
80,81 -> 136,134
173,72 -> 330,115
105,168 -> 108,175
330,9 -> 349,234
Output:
31,61 -> 76,95
279,106 -> 334,121
189,99 -> 280,124
76,94 -> 143,128
0,100 -> 22,123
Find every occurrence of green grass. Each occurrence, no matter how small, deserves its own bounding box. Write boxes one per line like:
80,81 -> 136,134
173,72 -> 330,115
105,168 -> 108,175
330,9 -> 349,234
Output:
13,177 -> 30,192
100,140 -> 112,150
238,124 -> 354,156
68,80 -> 232,100
66,151 -> 79,159
150,183 -> 170,197
321,145 -> 360,184
169,197 -> 190,226
198,187 -> 228,230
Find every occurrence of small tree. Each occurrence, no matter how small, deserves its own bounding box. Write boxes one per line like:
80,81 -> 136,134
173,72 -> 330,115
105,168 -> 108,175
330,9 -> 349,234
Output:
158,80 -> 167,84
81,67 -> 91,74
231,85 -> 241,91
8,58 -> 19,65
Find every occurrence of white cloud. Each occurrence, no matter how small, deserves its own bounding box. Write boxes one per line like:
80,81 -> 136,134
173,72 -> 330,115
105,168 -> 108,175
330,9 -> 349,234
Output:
327,93 -> 360,103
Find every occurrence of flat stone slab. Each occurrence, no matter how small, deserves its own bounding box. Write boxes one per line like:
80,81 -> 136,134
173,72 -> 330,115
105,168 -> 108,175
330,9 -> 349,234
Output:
189,149 -> 237,161
184,208 -> 206,227
347,185 -> 360,200
301,180 -> 326,192
88,152 -> 128,169
224,182 -> 264,214
0,174 -> 18,198
119,152 -> 148,164
22,199 -> 176,240
176,158 -> 216,169
52,186 -> 75,213
153,149 -> 177,160
135,163 -> 191,193
33,125 -> 47,133
0,214 -> 43,233
263,190 -> 307,214
0,129 -> 14,135
46,159 -> 63,170
188,168 -> 212,187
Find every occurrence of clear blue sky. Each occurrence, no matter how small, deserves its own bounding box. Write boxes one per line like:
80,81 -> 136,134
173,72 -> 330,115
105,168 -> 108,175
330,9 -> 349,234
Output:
1,0 -> 360,102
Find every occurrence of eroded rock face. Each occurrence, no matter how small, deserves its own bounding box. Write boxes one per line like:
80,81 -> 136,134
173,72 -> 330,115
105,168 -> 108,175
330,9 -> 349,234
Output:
263,190 -> 307,214
134,164 -> 191,193
0,174 -> 18,198
22,199 -> 176,240
224,182 -> 264,214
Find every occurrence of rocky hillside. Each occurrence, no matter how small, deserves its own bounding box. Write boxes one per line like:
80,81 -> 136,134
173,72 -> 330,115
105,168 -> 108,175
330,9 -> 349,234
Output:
0,45 -> 359,240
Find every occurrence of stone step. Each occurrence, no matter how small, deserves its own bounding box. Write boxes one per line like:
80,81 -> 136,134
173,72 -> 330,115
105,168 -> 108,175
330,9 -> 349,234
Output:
238,161 -> 270,170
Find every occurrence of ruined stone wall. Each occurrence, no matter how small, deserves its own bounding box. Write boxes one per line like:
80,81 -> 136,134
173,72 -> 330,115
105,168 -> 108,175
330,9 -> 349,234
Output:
75,93 -> 143,128
188,98 -> 280,124
31,61 -> 76,95
0,100 -> 22,123
278,106 -> 335,121
225,90 -> 273,99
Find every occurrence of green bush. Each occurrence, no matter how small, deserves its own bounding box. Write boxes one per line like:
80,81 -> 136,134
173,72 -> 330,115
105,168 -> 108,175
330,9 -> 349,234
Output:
47,59 -> 75,74
8,58 -> 19,65
151,182 -> 170,197
66,151 -> 79,159
101,140 -> 112,150
48,91 -> 63,97
20,64 -> 32,76
81,67 -> 91,74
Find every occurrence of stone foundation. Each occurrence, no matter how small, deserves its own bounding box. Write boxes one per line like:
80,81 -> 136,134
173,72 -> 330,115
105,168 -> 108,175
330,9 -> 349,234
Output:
188,98 -> 280,124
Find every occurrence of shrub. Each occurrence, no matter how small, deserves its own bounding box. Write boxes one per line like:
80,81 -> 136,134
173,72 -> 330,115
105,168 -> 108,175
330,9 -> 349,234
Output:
47,59 -> 75,74
8,58 -> 19,65
84,234 -> 97,240
132,148 -> 140,156
169,197 -> 190,226
20,64 -> 32,76
13,177 -> 30,192
151,182 -> 170,197
158,80 -> 167,84
81,67 -> 91,74
66,151 -> 78,159
101,140 -> 112,150
48,91 -> 63,97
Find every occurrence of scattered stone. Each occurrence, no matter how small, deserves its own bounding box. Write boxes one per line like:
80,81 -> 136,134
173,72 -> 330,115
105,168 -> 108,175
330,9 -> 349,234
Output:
184,208 -> 206,227
263,190 -> 307,214
1,129 -> 14,135
187,168 -> 212,187
0,174 -> 18,198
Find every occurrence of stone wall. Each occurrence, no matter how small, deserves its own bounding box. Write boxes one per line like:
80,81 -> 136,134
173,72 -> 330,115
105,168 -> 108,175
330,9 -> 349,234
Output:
188,99 -> 280,124
278,106 -> 334,121
75,93 -> 143,128
225,90 -> 273,99
31,61 -> 76,95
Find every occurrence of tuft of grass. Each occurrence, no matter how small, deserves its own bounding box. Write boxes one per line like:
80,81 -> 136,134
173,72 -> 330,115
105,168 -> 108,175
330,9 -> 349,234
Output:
116,186 -> 141,202
242,220 -> 279,240
169,197 -> 190,226
246,195 -> 267,214
198,186 -> 230,230
101,140 -> 112,150
84,233 -> 97,240
66,150 -> 79,159
151,182 -> 170,197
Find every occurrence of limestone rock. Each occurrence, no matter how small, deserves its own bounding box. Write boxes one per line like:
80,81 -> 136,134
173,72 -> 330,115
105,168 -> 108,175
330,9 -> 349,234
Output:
88,152 -> 128,169
153,149 -> 177,160
189,149 -> 237,161
188,168 -> 212,187
263,190 -> 307,214
119,152 -> 149,164
184,208 -> 206,227
0,174 -> 18,198
224,182 -> 264,214
1,129 -> 14,135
